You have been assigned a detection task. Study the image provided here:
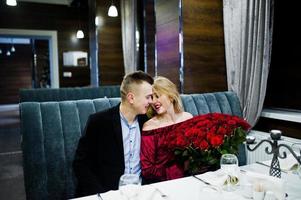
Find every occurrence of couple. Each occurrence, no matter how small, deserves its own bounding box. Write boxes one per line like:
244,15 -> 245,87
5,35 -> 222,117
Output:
73,71 -> 193,197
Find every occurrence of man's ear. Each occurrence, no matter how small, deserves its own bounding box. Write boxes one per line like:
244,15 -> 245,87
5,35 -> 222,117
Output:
127,92 -> 135,104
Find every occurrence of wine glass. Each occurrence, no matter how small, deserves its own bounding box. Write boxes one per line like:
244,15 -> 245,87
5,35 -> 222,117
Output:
220,154 -> 239,191
118,174 -> 141,199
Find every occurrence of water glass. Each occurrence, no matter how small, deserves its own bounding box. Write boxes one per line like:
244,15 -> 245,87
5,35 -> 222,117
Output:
118,174 -> 141,199
220,154 -> 239,191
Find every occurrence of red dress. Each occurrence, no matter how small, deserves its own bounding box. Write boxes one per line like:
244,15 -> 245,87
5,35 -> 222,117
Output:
140,118 -> 194,182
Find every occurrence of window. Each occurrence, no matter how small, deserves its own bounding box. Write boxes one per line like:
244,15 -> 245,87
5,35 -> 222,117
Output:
264,1 -> 301,111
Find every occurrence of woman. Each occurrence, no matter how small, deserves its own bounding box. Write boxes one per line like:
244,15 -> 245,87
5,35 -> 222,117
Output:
140,76 -> 193,183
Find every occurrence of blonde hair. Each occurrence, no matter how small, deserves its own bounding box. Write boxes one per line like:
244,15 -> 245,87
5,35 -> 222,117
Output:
148,76 -> 183,116
120,71 -> 153,102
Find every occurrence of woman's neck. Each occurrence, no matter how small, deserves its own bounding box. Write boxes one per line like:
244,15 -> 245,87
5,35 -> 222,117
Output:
157,109 -> 179,123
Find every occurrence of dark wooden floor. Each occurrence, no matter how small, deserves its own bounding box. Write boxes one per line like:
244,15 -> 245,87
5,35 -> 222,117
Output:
0,107 -> 25,200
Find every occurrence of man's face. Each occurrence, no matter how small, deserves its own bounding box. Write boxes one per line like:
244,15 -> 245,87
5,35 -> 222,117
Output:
130,81 -> 153,115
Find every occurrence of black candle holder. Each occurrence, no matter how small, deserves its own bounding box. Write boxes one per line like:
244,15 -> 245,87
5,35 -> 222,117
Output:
246,130 -> 301,178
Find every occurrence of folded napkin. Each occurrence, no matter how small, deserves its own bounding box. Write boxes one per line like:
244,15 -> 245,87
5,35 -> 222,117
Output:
262,153 -> 299,171
100,185 -> 165,200
244,171 -> 285,200
197,169 -> 285,200
195,169 -> 229,186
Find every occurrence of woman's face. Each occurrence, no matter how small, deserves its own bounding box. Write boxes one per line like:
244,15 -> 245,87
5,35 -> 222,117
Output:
151,91 -> 173,115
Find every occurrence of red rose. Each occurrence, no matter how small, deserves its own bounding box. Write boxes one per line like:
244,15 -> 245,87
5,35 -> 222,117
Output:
206,131 -> 214,141
193,140 -> 200,147
240,120 -> 251,130
209,135 -> 224,147
176,135 -> 188,147
197,129 -> 206,139
229,119 -> 237,126
196,120 -> 209,127
199,140 -> 209,150
205,121 -> 214,128
217,126 -> 227,135
185,127 -> 198,137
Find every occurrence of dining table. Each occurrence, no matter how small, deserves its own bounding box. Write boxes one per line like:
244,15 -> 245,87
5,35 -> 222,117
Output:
71,162 -> 301,200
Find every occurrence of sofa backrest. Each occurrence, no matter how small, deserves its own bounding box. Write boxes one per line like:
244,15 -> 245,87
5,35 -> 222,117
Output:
20,91 -> 243,200
19,85 -> 121,102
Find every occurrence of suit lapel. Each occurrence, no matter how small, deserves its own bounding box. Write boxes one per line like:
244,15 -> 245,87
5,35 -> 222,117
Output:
111,105 -> 124,162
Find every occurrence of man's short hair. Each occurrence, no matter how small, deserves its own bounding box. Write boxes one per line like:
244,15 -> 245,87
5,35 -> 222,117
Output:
120,71 -> 154,101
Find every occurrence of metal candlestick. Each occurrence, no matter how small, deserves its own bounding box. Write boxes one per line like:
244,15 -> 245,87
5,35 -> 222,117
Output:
246,130 -> 301,178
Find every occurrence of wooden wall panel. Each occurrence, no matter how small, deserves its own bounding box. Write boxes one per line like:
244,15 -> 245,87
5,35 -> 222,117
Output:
155,0 -> 180,88
144,0 -> 156,77
0,1 -> 90,89
0,44 -> 32,104
182,0 -> 227,93
96,0 -> 124,85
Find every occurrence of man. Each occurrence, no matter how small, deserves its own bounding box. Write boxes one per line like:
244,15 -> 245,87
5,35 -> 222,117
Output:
73,71 -> 153,197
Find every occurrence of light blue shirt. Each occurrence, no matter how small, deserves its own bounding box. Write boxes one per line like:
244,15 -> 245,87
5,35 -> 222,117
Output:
120,112 -> 141,175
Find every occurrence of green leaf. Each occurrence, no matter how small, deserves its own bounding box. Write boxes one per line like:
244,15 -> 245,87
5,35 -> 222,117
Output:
182,149 -> 189,157
174,149 -> 182,156
221,149 -> 228,154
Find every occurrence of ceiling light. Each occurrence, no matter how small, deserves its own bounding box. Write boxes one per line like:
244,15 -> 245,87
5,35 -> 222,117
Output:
108,1 -> 118,17
6,0 -> 17,6
11,45 -> 16,52
75,2 -> 84,39
11,39 -> 15,52
76,30 -> 84,39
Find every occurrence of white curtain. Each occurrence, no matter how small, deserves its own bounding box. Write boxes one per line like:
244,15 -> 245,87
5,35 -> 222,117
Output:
121,0 -> 137,74
223,0 -> 274,126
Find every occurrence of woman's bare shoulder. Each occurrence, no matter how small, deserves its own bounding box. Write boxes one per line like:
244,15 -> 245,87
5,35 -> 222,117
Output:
181,112 -> 193,120
142,117 -> 160,131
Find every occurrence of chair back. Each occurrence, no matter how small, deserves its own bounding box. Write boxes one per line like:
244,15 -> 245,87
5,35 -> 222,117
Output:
19,86 -> 120,102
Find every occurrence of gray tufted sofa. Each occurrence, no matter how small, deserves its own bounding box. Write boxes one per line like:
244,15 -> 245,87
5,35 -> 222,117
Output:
20,91 -> 245,200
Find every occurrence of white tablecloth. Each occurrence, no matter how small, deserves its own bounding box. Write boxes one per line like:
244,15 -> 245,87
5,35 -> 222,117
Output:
241,163 -> 301,200
72,163 -> 301,200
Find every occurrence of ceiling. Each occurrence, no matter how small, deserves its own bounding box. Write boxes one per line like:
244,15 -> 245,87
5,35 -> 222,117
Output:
18,0 -> 73,5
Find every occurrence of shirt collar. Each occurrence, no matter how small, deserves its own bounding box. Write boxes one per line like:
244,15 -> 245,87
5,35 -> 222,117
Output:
119,112 -> 138,128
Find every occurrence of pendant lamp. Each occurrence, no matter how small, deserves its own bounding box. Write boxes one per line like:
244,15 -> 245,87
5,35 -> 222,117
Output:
108,0 -> 118,17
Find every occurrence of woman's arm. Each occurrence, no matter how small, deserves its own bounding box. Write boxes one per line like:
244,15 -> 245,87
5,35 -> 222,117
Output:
141,133 -> 185,182
140,134 -> 166,181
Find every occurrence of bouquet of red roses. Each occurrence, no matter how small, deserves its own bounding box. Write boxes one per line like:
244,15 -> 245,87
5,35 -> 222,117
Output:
159,113 -> 251,174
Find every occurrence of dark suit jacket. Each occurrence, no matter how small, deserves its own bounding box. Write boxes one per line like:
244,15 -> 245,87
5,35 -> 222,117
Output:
73,104 -> 148,197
